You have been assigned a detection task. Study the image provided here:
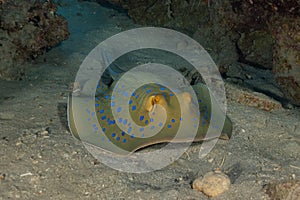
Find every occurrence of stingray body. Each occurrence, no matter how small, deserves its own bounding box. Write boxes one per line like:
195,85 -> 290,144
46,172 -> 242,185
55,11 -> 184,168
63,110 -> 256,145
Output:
68,74 -> 233,155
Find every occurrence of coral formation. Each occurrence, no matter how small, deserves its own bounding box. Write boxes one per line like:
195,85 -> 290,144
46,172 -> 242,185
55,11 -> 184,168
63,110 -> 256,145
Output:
0,0 -> 69,80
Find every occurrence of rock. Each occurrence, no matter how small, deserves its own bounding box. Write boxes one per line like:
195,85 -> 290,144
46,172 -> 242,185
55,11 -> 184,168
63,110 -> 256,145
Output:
265,180 -> 300,200
192,170 -> 231,197
237,30 -> 273,69
272,17 -> 300,106
89,0 -> 300,105
0,0 -> 69,80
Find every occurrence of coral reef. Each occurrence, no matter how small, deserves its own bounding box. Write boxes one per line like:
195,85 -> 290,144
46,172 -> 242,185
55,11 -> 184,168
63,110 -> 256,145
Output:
0,0 -> 69,80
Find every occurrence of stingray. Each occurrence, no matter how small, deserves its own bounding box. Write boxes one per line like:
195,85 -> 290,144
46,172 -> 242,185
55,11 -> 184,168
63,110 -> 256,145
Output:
67,72 -> 232,155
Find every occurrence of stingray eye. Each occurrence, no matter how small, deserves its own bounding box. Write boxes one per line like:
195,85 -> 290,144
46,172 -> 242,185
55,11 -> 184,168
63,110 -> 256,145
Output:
154,95 -> 160,103
145,95 -> 155,112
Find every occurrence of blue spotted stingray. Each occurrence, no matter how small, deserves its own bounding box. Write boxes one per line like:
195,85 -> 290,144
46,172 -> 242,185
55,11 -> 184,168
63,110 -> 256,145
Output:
67,77 -> 232,155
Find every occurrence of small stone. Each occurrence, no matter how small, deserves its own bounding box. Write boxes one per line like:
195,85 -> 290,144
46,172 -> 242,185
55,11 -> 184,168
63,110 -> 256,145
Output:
0,174 -> 6,180
192,171 -> 231,197
15,140 -> 22,146
40,130 -> 50,138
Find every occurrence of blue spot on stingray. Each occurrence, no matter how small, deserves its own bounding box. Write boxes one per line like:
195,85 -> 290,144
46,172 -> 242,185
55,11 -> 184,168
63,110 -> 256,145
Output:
127,127 -> 132,133
130,134 -> 134,138
171,118 -> 175,123
108,120 -> 115,125
141,134 -> 144,137
194,117 -> 198,121
150,126 -> 155,130
121,131 -> 125,136
145,120 -> 149,125
101,116 -> 106,120
167,124 -> 172,129
128,123 -> 131,126
198,99 -> 202,103
180,117 -> 183,121
129,100 -> 133,105
92,124 -> 96,127
95,103 -> 99,107
132,92 -> 136,97
117,107 -> 122,113
202,121 -> 206,125
140,115 -> 144,121
91,112 -> 95,116
140,127 -> 144,132
111,133 -> 116,137
116,137 -> 120,141
117,89 -> 121,93
135,95 -> 139,99
170,93 -> 174,97
122,91 -> 128,97
121,84 -> 125,88
215,125 -> 219,129
99,109 -> 104,114
104,95 -> 110,99
111,96 -> 115,100
123,119 -> 128,125
146,89 -> 152,94
111,102 -> 115,107
118,118 -> 123,123
123,139 -> 127,143
102,128 -> 106,132
86,108 -> 90,114
159,122 -> 163,127
94,127 -> 98,131
143,85 -> 147,89
150,118 -> 154,122
132,105 -> 137,111
160,87 -> 166,91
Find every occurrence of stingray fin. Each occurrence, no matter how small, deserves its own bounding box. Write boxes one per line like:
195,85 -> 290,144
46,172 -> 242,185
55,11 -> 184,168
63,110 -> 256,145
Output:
67,94 -> 80,140
192,83 -> 233,140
